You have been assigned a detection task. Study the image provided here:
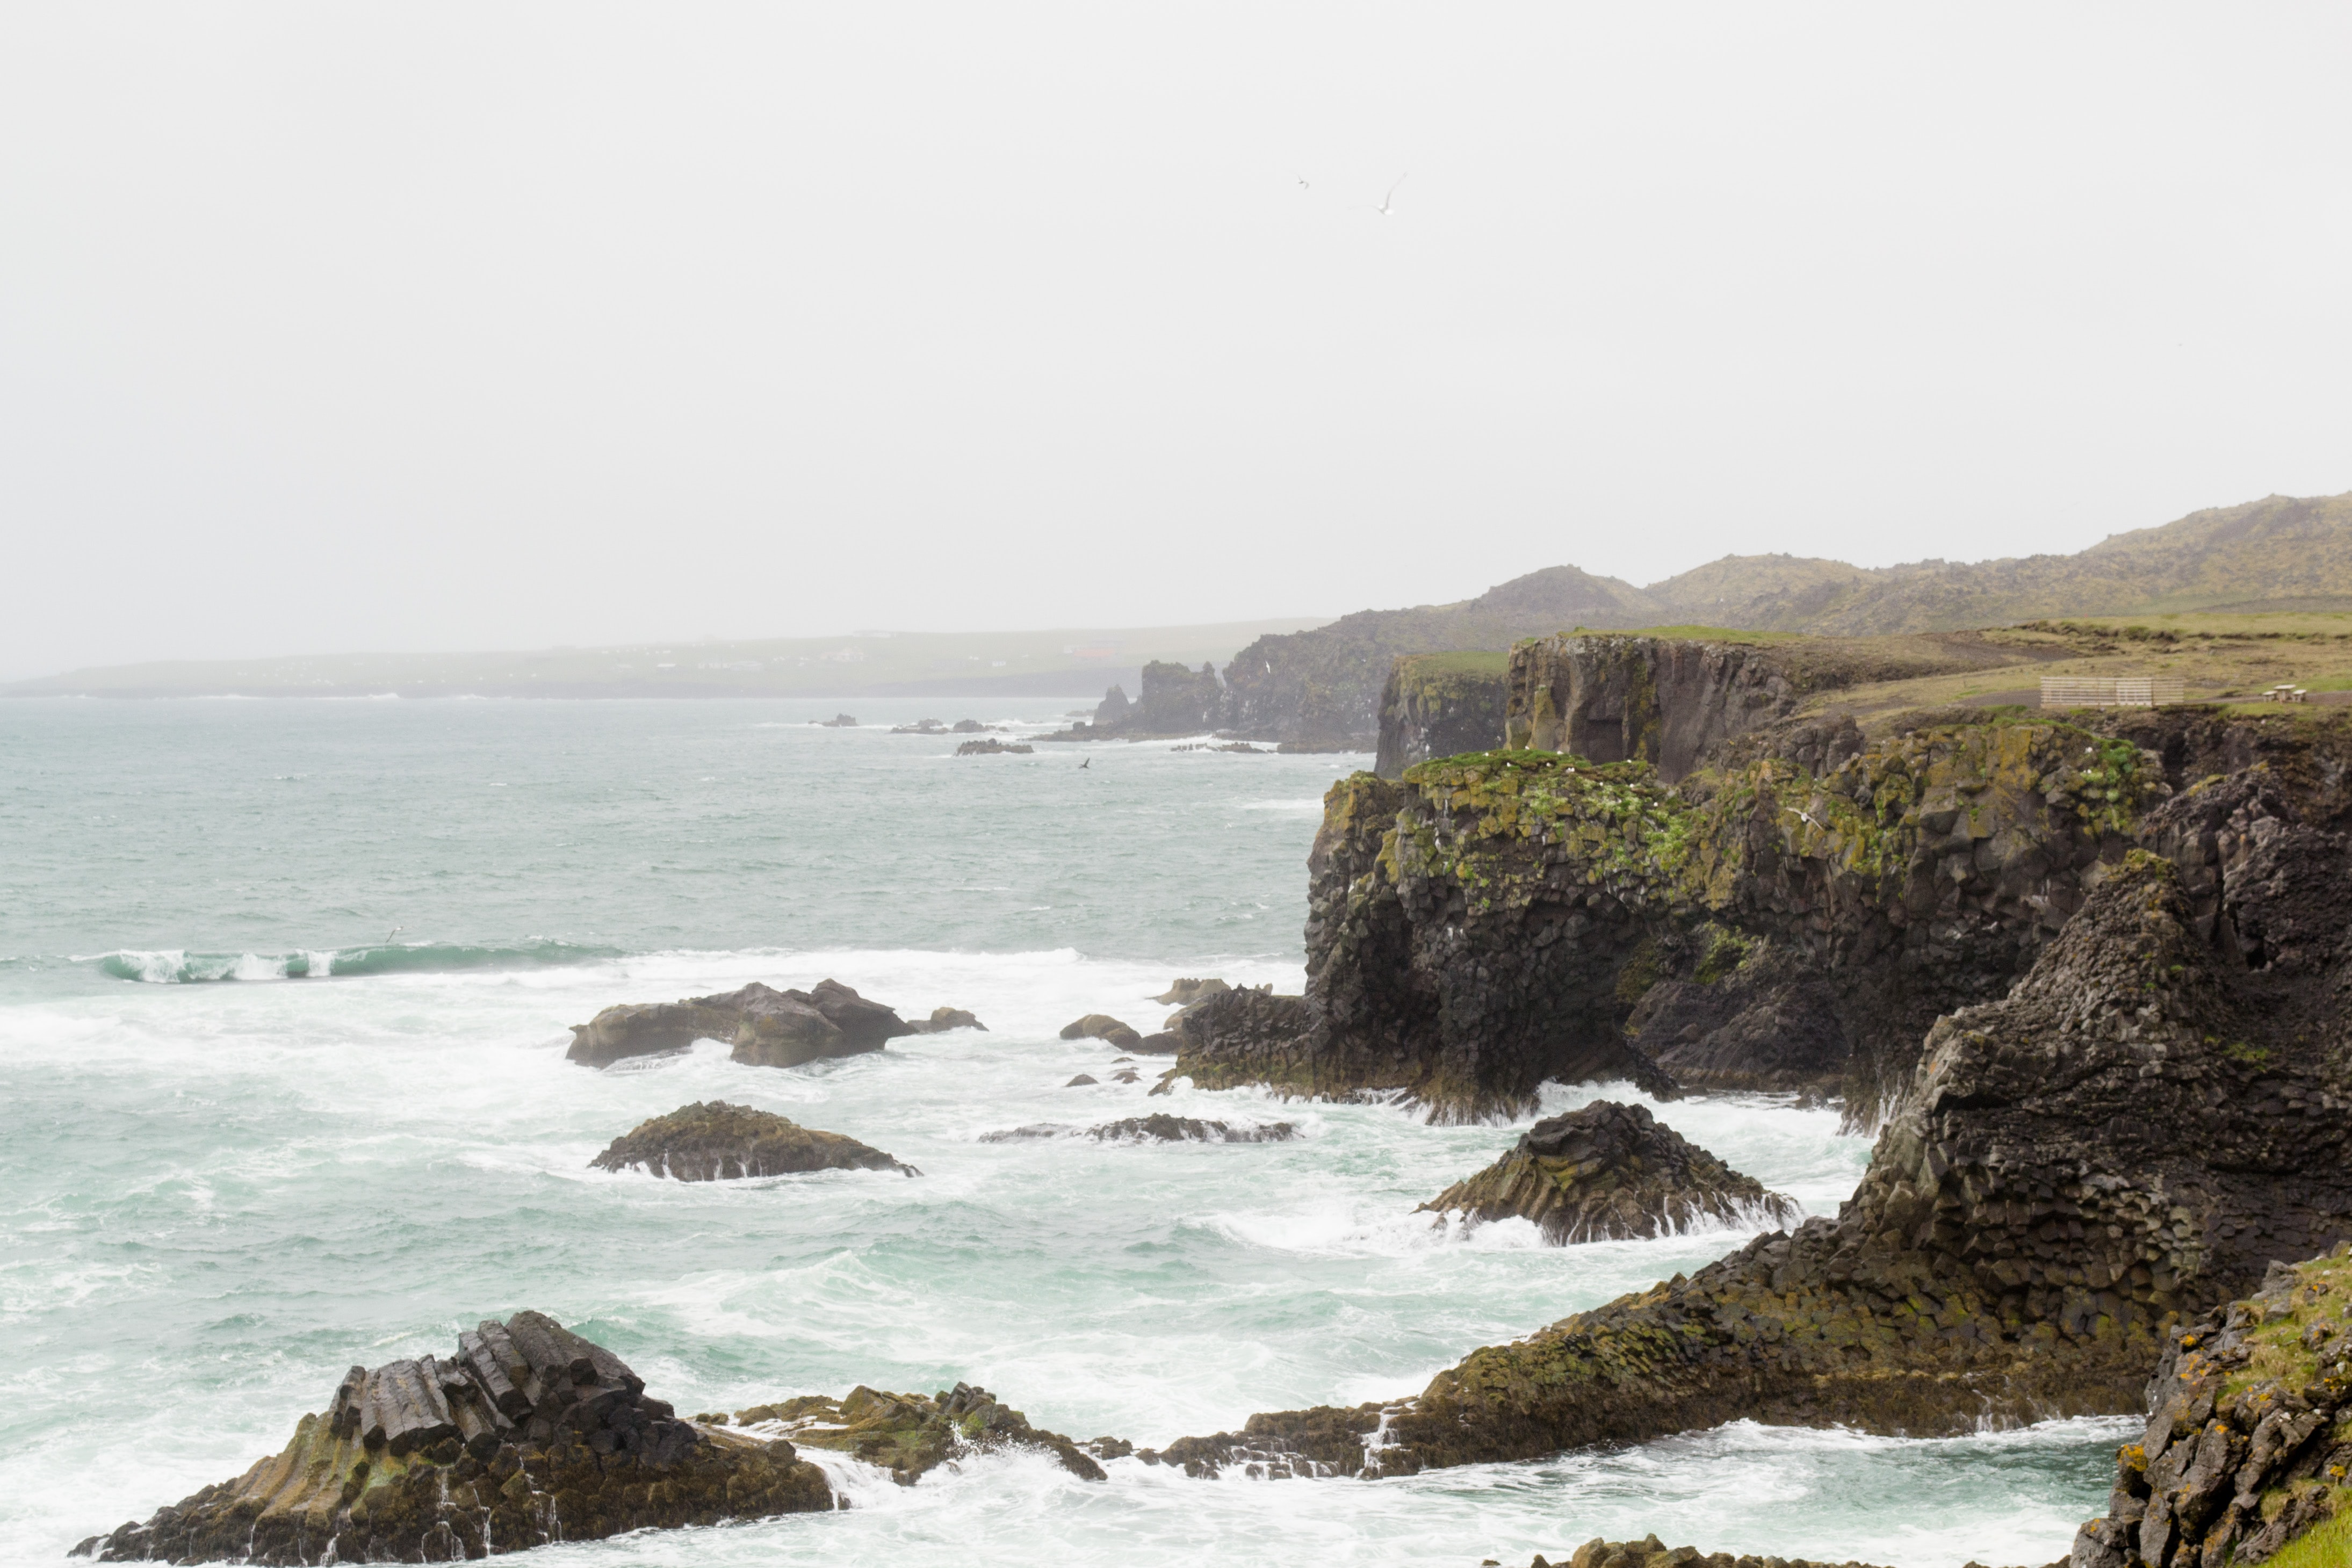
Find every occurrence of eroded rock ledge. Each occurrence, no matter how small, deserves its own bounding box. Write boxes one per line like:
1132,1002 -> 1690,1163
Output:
726,1383 -> 1108,1485
1520,1538 -> 1907,1568
1159,850 -> 2352,1478
979,1114 -> 1295,1144
590,1101 -> 918,1179
1419,1101 -> 1795,1243
2070,1245 -> 2352,1567
73,1312 -> 831,1564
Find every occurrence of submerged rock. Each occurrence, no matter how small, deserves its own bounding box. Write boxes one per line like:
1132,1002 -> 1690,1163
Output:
1419,1101 -> 1795,1244
1160,849 -> 2352,1477
956,739 -> 1034,755
891,718 -> 948,734
817,713 -> 858,727
71,1312 -> 831,1564
590,1101 -> 917,1180
907,1006 -> 987,1033
979,1115 -> 1295,1144
1059,1013 -> 1144,1050
566,978 -> 916,1070
730,1382 -> 1106,1486
2070,1244 -> 2352,1568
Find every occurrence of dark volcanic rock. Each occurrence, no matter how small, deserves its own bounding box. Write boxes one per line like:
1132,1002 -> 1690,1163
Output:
1042,662 -> 1225,741
1155,977 -> 1233,1006
1516,1541 -> 1906,1568
956,739 -> 1034,755
1375,651 -> 1512,780
907,1006 -> 986,1033
1503,634 -> 1805,784
1159,849 -> 2352,1478
1094,684 -> 1131,726
2070,1245 -> 2352,1568
951,719 -> 989,733
1133,1030 -> 1182,1054
891,718 -> 948,734
1419,1101 -> 1795,1243
590,1101 -> 917,1179
1059,1013 -> 1144,1050
980,1115 -> 1295,1144
1064,1073 -> 1098,1087
568,978 -> 915,1071
731,1382 -> 1107,1486
818,713 -> 857,727
74,1313 -> 831,1564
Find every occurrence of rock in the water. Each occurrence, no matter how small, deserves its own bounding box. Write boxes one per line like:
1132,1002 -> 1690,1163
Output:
1154,977 -> 1232,1006
1059,1013 -> 1144,1050
2069,1244 -> 2352,1568
1133,1030 -> 1182,1054
72,1312 -> 831,1564
568,978 -> 915,1070
590,1101 -> 917,1179
980,1115 -> 1294,1143
1418,1101 -> 1794,1243
817,713 -> 858,727
907,1006 -> 987,1033
1064,1073 -> 1099,1087
951,719 -> 988,733
1520,1539 -> 1904,1568
956,739 -> 1034,755
1094,683 -> 1131,726
731,1382 -> 1106,1485
891,718 -> 948,734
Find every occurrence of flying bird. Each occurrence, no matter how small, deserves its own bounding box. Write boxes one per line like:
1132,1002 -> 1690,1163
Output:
1297,175 -> 1310,191
1080,758 -> 1091,770
1367,173 -> 1406,216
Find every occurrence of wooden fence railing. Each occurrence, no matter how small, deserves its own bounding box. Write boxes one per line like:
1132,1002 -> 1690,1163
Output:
2040,677 -> 2185,708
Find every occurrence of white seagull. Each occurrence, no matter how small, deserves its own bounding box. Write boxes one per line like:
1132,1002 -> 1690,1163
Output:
1368,173 -> 1406,216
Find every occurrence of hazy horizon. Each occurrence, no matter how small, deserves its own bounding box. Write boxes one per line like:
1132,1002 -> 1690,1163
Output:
5,5 -> 2349,680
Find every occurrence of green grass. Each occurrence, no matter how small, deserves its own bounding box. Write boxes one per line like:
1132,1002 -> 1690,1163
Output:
1394,649 -> 1514,677
2264,1501 -> 2352,1568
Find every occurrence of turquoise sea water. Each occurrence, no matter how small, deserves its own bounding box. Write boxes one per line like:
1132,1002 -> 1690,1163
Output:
0,698 -> 2123,1566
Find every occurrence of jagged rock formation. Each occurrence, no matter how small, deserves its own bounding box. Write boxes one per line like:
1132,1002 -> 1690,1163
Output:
1179,707 -> 2202,1125
1155,977 -> 1232,1006
2071,1246 -> 2352,1567
1060,1013 -> 1145,1050
908,1006 -> 986,1033
727,1383 -> 1107,1485
1521,1538 -> 1906,1568
1094,683 -> 1131,725
1418,1101 -> 1795,1243
956,738 -> 1034,754
565,979 -> 917,1070
73,1313 -> 832,1564
589,1101 -> 918,1180
979,1114 -> 1295,1144
1157,848 -> 2352,1478
1376,651 -> 1513,779
1042,661 -> 1226,741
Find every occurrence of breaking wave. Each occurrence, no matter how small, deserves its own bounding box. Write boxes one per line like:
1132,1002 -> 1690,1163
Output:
86,939 -> 625,984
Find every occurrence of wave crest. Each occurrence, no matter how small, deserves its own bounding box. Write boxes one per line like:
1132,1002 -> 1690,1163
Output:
86,939 -> 624,984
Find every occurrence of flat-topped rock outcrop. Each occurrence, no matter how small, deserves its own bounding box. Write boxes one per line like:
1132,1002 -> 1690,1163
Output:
566,978 -> 916,1070
590,1101 -> 917,1179
726,1382 -> 1107,1486
1158,848 -> 2352,1478
73,1312 -> 831,1564
2071,1245 -> 2352,1568
1419,1101 -> 1794,1243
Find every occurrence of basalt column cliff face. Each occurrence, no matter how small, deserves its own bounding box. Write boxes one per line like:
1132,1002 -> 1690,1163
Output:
1160,847 -> 2352,1479
1179,714 -> 2171,1125
1503,634 -> 1803,783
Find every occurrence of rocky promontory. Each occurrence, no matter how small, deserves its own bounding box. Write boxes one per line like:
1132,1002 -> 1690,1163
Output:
1419,1101 -> 1794,1243
73,1312 -> 832,1564
726,1382 -> 1108,1485
1375,650 -> 1512,779
590,1101 -> 918,1179
2070,1245 -> 2352,1567
1158,846 -> 2352,1478
566,979 -> 917,1070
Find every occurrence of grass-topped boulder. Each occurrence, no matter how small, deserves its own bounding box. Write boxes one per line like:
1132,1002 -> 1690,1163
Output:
726,1383 -> 1108,1485
1419,1100 -> 1795,1244
590,1101 -> 918,1179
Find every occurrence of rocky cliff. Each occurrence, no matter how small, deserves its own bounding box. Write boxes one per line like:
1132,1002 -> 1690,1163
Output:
74,1313 -> 832,1564
1178,713 -> 2173,1125
1503,635 -> 1803,783
1375,651 -> 1513,778
2072,1246 -> 2352,1568
1159,845 -> 2352,1479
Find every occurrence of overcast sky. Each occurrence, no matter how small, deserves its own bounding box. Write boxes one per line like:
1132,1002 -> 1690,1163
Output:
3,5 -> 2349,677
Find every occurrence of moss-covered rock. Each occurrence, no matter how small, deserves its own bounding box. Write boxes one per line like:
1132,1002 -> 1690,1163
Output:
2070,1245 -> 2352,1567
732,1382 -> 1107,1485
73,1313 -> 833,1564
589,1101 -> 917,1180
1418,1101 -> 1795,1243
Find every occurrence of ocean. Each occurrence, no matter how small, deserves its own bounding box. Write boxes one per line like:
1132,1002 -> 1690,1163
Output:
0,697 -> 2124,1566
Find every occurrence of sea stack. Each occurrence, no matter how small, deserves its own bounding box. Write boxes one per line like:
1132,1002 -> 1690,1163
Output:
590,1101 -> 918,1179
